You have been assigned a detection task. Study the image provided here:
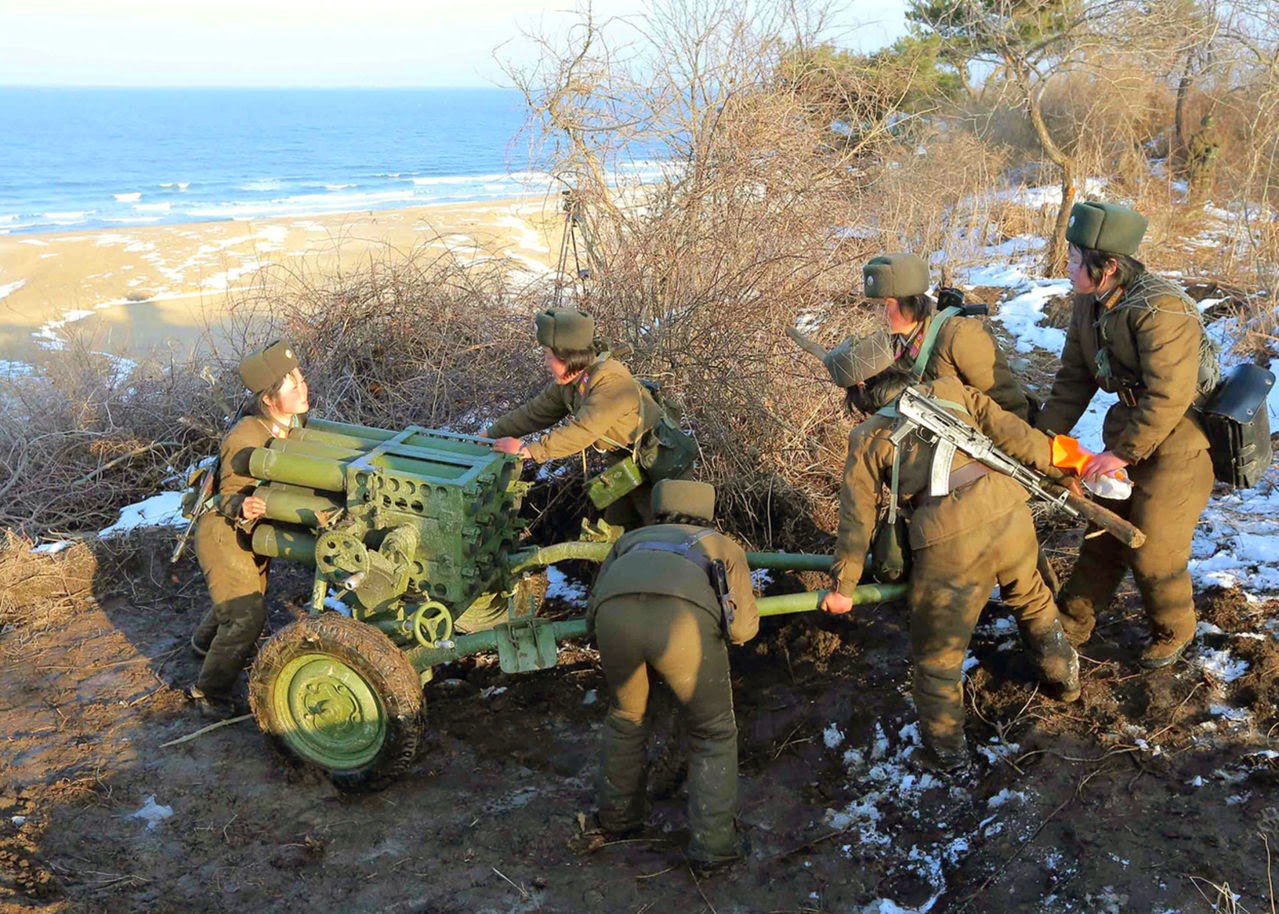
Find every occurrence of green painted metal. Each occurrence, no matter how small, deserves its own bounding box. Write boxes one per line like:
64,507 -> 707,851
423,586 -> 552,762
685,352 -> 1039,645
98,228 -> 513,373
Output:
270,652 -> 389,770
406,618 -> 590,674
400,583 -> 907,675
755,584 -> 906,617
245,418 -> 882,686
248,422 -> 523,619
744,552 -> 834,572
254,486 -> 344,527
509,542 -> 834,574
251,448 -> 347,492
252,524 -> 318,565
306,417 -> 496,458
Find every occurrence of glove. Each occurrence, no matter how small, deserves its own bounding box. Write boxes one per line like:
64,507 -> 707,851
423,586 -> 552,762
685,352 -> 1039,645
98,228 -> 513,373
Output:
1051,435 -> 1093,474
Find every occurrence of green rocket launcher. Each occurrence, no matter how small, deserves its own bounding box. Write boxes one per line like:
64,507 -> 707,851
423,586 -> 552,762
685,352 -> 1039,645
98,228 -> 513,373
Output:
238,418 -> 903,789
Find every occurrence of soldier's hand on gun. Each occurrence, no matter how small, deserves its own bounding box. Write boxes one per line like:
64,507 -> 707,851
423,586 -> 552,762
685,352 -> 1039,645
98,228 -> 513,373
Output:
492,437 -> 532,459
240,495 -> 267,521
821,590 -> 854,615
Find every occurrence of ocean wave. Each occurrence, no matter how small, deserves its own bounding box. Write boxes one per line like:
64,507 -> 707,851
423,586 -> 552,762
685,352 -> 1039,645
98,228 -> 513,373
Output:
241,179 -> 284,192
409,172 -> 530,187
160,182 -> 192,191
113,192 -> 142,202
133,202 -> 172,213
42,211 -> 95,224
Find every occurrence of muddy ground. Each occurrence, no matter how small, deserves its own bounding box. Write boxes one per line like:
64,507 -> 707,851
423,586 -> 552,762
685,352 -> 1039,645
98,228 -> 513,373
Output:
1,525 -> 1277,914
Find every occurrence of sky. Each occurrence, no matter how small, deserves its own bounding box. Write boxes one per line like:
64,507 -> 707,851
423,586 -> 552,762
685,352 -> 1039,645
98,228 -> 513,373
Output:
0,0 -> 910,88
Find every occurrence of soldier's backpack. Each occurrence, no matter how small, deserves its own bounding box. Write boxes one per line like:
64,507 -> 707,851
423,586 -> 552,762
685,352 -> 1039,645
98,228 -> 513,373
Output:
1183,301 -> 1273,490
1197,363 -> 1275,489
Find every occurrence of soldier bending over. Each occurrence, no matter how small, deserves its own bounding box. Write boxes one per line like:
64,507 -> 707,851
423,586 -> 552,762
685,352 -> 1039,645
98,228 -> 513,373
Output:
588,480 -> 759,871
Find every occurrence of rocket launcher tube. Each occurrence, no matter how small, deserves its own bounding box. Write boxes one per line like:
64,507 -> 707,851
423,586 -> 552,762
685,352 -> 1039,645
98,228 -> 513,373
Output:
253,486 -> 344,527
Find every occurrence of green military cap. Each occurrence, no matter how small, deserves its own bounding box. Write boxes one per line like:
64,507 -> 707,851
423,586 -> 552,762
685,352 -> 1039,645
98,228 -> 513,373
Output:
238,340 -> 298,394
535,308 -> 595,352
823,330 -> 896,387
651,479 -> 715,522
1065,201 -> 1148,256
863,253 -> 930,299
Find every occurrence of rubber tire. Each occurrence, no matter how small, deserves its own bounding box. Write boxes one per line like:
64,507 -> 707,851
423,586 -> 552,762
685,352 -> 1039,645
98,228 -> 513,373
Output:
249,614 -> 424,791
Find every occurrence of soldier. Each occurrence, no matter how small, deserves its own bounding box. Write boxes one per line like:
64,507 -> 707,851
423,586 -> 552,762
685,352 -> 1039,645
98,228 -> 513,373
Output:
485,308 -> 672,529
187,341 -> 310,719
821,361 -> 1080,771
1036,201 -> 1215,668
1186,115 -> 1220,203
588,480 -> 759,872
793,254 -> 1059,590
791,253 -> 1031,419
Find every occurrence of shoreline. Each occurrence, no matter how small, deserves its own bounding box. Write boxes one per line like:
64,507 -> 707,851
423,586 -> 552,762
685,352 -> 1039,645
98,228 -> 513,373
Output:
0,194 -> 564,363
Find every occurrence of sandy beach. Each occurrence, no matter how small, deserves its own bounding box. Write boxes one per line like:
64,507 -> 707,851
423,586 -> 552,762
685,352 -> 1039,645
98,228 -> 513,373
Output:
0,196 -> 564,363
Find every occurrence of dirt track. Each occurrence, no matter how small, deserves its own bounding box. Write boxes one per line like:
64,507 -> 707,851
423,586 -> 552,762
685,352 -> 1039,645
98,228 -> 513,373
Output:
2,528 -> 1277,913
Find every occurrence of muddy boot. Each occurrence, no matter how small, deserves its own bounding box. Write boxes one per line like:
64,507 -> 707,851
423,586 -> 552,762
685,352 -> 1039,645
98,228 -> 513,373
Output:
687,831 -> 749,877
914,738 -> 970,775
1056,596 -> 1095,646
184,685 -> 241,720
1139,632 -> 1193,670
1027,620 -> 1081,702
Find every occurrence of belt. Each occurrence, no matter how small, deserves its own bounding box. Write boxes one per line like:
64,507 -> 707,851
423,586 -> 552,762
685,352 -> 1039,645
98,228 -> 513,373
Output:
948,461 -> 990,491
914,462 -> 990,509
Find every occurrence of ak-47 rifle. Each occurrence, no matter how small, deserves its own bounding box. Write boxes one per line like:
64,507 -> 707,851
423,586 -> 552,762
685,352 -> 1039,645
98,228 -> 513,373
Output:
896,386 -> 1147,549
170,460 -> 216,563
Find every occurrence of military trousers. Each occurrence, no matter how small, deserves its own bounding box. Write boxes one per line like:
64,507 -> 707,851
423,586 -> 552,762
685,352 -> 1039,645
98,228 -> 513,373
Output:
1057,447 -> 1213,645
909,505 -> 1066,755
593,593 -> 739,862
193,514 -> 269,698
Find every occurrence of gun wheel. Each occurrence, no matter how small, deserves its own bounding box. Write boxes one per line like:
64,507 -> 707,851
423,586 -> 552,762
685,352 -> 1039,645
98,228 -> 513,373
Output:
249,614 -> 424,791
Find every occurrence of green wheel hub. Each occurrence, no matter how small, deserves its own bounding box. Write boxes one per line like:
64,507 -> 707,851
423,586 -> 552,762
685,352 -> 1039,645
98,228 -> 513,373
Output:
272,653 -> 387,770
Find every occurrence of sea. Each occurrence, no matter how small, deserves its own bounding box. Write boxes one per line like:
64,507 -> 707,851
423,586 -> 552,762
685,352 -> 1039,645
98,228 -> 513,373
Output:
0,87 -> 561,236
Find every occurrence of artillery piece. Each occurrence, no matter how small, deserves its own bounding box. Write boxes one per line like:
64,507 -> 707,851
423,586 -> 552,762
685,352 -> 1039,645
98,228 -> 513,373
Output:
239,417 -> 904,788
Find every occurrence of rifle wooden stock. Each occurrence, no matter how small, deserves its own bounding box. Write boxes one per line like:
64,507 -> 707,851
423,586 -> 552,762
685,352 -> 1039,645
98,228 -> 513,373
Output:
1044,482 -> 1147,549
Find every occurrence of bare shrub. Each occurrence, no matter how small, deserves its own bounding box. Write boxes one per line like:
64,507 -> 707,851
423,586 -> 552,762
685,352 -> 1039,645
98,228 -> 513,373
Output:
0,333 -> 219,538
222,247 -> 547,432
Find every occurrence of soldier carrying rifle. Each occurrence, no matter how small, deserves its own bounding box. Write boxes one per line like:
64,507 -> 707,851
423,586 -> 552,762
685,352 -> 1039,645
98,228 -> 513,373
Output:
816,279 -> 1125,769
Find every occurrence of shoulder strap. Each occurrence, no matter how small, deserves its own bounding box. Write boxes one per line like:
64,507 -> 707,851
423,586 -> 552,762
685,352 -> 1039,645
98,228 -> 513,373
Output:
911,307 -> 962,381
623,529 -> 716,571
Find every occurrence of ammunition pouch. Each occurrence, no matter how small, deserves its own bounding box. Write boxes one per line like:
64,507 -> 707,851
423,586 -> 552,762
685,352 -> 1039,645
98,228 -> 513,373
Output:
867,510 -> 911,584
1197,363 -> 1275,489
637,414 -> 698,483
586,456 -> 645,509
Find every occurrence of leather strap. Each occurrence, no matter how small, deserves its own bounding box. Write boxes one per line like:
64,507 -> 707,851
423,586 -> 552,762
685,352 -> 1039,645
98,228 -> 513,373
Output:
947,461 -> 989,491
